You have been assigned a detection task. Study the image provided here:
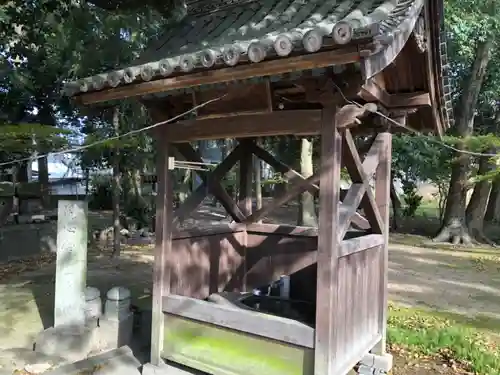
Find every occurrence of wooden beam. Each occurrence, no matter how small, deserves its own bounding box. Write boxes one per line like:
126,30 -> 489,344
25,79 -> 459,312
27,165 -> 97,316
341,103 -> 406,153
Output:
245,223 -> 318,237
373,130 -> 392,354
243,174 -> 319,224
338,234 -> 384,257
337,183 -> 366,241
238,139 -> 254,218
315,107 -> 341,375
76,48 -> 362,105
250,142 -> 319,190
165,110 -> 323,142
361,80 -> 431,108
163,294 -> 315,349
390,92 -> 431,107
151,127 -> 173,366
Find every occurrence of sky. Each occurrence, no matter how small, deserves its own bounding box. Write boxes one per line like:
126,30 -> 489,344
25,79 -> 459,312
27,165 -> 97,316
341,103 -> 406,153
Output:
31,154 -> 81,179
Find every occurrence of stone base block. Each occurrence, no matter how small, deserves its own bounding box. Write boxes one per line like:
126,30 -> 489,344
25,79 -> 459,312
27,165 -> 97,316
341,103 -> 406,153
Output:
34,325 -> 97,362
97,313 -> 134,351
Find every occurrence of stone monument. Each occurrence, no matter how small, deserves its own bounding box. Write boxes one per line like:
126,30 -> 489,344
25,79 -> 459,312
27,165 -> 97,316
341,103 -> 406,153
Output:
54,200 -> 88,328
35,200 -> 96,362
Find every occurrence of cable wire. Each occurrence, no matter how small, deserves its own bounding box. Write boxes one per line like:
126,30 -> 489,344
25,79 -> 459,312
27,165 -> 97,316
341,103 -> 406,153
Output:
0,94 -> 226,168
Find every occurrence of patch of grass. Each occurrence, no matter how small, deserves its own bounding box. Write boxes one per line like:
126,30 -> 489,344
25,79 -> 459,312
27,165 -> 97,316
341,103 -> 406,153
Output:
388,303 -> 500,374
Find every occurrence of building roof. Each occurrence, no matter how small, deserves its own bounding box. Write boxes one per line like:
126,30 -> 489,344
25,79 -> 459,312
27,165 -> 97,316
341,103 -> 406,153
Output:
64,0 -> 426,97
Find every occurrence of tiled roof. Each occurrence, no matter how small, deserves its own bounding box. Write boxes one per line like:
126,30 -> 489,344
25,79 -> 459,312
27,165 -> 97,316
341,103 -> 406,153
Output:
64,0 -> 423,97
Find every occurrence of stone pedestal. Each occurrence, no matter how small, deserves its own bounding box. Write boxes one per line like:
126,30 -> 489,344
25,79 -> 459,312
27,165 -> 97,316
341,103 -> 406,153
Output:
85,286 -> 102,328
35,325 -> 97,362
35,201 -> 91,363
97,287 -> 134,350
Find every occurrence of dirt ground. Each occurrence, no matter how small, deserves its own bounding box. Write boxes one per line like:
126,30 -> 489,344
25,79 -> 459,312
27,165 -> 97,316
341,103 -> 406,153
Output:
391,354 -> 470,375
0,204 -> 498,373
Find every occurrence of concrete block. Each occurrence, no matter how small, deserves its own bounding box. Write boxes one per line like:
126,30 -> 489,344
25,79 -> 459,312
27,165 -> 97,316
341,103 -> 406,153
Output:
34,324 -> 97,362
360,353 -> 393,372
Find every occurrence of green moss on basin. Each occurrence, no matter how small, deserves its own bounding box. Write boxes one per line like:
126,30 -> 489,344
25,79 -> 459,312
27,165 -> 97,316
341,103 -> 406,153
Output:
162,314 -> 314,375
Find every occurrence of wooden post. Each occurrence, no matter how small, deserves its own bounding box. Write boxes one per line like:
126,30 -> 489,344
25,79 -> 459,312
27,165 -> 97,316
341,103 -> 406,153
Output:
314,107 -> 342,375
238,139 -> 254,218
151,128 -> 173,365
372,125 -> 392,355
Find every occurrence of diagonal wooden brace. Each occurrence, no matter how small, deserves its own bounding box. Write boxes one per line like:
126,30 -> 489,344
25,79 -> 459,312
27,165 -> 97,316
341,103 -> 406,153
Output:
173,144 -> 245,223
342,129 -> 383,233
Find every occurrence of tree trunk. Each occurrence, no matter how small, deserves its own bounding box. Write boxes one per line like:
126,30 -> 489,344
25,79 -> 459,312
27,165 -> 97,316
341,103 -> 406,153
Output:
465,153 -> 495,242
36,106 -> 55,209
17,162 -> 29,183
298,137 -> 318,227
112,106 -> 122,257
179,169 -> 191,204
433,37 -> 494,245
275,137 -> 289,197
390,175 -> 401,230
485,176 -> 500,222
254,153 -> 262,223
85,168 -> 90,195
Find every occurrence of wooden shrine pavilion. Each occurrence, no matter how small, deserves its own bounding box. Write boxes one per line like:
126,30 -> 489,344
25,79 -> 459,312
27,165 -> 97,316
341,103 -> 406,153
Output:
64,0 -> 452,374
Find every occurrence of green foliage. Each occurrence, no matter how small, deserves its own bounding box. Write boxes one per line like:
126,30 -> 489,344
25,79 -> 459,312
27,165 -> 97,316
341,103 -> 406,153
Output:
388,303 -> 500,375
88,175 -> 113,210
401,181 -> 423,217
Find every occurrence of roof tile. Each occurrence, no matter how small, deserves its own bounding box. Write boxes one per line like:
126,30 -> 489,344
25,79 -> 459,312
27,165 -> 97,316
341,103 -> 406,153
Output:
65,0 -> 421,97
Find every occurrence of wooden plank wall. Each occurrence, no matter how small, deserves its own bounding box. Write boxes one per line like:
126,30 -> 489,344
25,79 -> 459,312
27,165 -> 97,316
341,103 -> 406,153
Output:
165,225 -> 320,298
168,228 -> 247,298
335,246 -> 382,370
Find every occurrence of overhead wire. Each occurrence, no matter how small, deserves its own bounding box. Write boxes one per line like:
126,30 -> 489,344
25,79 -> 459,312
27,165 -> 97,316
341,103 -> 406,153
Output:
0,81 -> 499,169
0,94 -> 227,168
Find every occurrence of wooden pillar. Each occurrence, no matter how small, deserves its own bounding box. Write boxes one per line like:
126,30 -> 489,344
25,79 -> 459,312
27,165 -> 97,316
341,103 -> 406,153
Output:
372,125 -> 393,355
314,107 -> 342,375
238,138 -> 254,218
151,127 -> 173,365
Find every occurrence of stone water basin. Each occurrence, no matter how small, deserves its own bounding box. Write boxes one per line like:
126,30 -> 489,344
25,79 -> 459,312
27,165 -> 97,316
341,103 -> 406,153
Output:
207,291 -> 316,326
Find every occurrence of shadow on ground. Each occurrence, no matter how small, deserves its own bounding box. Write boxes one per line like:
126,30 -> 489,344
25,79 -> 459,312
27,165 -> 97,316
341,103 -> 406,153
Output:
388,244 -> 500,329
0,247 -> 154,372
